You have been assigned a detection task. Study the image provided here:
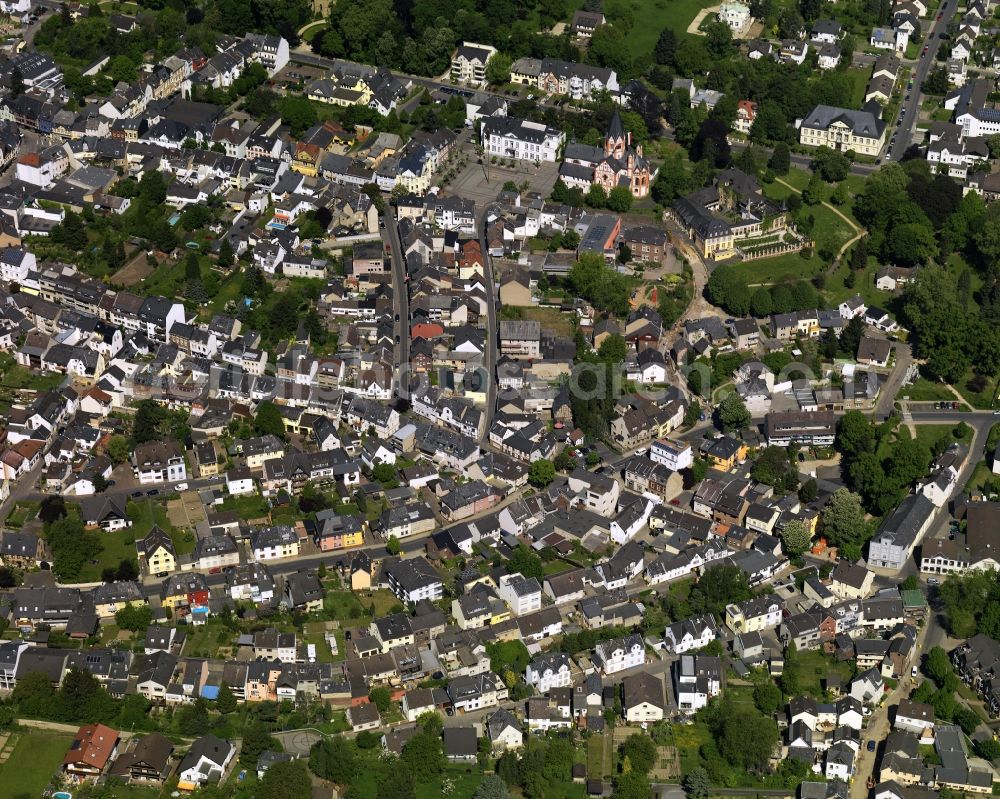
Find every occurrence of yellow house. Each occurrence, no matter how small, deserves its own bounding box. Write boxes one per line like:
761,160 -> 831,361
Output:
705,437 -> 749,470
510,60 -> 540,87
138,526 -> 177,576
350,552 -> 373,591
795,312 -> 820,338
396,149 -> 433,195
160,582 -> 191,610
291,144 -> 321,177
307,75 -> 373,107
94,587 -> 146,619
489,605 -> 512,626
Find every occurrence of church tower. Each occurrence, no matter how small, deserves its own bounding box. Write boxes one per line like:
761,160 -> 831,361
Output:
605,109 -> 626,159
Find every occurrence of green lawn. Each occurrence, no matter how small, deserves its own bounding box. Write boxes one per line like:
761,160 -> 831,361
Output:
414,769 -> 484,799
342,764 -> 483,799
901,379 -> 956,402
954,370 -> 1000,410
323,589 -> 403,621
141,258 -> 189,299
0,360 -> 66,391
204,271 -> 248,318
183,623 -> 237,659
76,527 -> 141,582
217,494 -> 271,519
0,732 -> 74,799
672,720 -> 714,775
912,423 -> 972,452
127,499 -> 196,556
810,203 -> 860,257
844,68 -> 871,108
793,649 -> 856,697
4,501 -> 39,529
626,0 -> 707,51
726,250 -> 824,284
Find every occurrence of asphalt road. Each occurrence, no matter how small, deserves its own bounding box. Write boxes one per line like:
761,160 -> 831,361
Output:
887,2 -> 959,161
478,203 -> 500,444
874,342 -> 914,420
384,209 -> 410,398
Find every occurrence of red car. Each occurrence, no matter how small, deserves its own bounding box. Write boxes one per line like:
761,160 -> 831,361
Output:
937,11 -> 943,18
669,498 -> 681,506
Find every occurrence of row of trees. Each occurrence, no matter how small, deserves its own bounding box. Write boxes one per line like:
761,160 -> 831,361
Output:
312,0 -> 571,77
12,667 -> 153,732
937,570 -> 1000,641
913,646 -> 983,735
836,411 -> 934,517
706,266 -> 823,319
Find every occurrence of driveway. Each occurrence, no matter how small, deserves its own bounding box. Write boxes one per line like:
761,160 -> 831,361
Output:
874,342 -> 914,419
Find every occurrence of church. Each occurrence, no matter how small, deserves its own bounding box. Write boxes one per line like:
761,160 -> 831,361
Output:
559,110 -> 654,198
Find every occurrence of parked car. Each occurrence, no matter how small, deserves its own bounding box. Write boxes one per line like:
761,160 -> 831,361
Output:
867,740 -> 876,752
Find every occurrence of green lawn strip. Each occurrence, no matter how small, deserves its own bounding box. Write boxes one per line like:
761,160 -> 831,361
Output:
0,732 -> 74,799
845,68 -> 870,109
217,494 -> 271,519
726,251 -> 824,284
965,461 -> 995,494
822,259 -> 886,309
953,370 -> 1000,410
901,379 -> 956,402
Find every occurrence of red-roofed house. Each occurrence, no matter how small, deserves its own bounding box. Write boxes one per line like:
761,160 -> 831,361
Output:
64,723 -> 120,780
16,151 -> 57,187
734,100 -> 758,134
411,322 -> 445,340
80,386 -> 115,416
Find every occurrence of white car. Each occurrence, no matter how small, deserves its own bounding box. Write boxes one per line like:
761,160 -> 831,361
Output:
911,666 -> 918,677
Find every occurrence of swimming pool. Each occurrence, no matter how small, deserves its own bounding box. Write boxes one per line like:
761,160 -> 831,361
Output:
53,792 -> 72,799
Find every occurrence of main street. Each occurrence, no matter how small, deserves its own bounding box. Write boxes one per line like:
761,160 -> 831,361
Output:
384,208 -> 411,399
478,203 -> 500,444
887,1 -> 959,162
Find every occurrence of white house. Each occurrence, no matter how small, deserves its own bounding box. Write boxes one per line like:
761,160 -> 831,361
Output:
839,295 -> 867,320
650,438 -> 693,471
525,652 -> 572,694
675,654 -> 722,714
664,614 -> 719,654
850,668 -> 885,705
567,468 -> 620,517
593,633 -> 646,675
825,741 -> 857,780
226,469 -> 255,496
623,671 -> 666,723
496,572 -> 543,616
718,0 -> 751,31
177,736 -> 235,790
481,117 -> 566,163
895,699 -> 935,737
724,595 -> 783,634
487,709 -> 523,751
